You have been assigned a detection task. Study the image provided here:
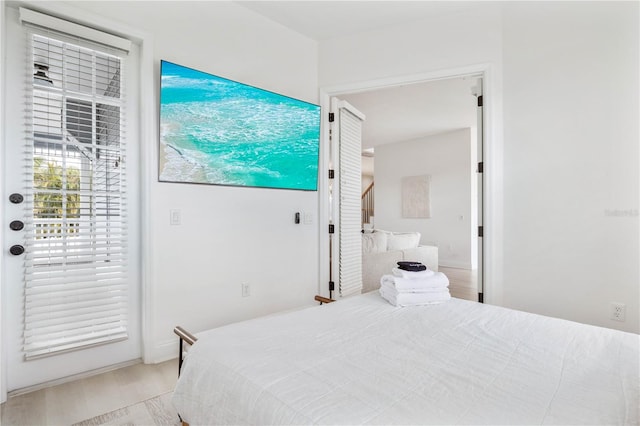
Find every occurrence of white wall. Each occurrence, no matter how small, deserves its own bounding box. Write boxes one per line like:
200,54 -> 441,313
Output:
319,2 -> 639,333
59,1 -> 321,360
501,2 -> 639,333
319,1 -> 505,304
375,129 -> 475,269
318,3 -> 503,89
362,173 -> 373,193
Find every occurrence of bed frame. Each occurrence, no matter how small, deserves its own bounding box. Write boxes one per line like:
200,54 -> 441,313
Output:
173,326 -> 197,377
172,295 -> 335,425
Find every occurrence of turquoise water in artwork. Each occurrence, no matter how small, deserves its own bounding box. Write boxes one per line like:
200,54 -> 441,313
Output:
159,61 -> 320,190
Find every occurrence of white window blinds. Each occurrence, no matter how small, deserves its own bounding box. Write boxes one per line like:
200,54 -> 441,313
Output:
339,108 -> 363,297
22,21 -> 129,359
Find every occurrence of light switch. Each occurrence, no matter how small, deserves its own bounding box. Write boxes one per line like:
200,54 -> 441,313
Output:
170,209 -> 181,225
303,212 -> 313,224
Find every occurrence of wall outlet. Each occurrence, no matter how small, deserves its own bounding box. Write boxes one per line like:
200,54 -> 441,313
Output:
242,283 -> 250,297
611,302 -> 626,322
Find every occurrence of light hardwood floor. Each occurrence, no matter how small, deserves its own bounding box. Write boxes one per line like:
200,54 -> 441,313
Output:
0,359 -> 177,426
439,266 -> 478,302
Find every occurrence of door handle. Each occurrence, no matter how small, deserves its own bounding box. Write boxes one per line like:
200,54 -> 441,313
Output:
10,245 -> 24,255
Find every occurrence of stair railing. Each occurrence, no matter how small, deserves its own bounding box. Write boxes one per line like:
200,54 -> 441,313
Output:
361,182 -> 374,225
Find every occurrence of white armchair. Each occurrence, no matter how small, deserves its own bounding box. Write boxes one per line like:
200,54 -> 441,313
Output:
361,230 -> 438,294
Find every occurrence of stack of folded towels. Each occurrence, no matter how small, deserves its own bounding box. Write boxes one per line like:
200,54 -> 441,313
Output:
379,261 -> 451,307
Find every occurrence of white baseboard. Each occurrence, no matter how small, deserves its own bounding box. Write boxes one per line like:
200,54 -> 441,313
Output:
8,358 -> 142,397
146,338 -> 178,364
439,261 -> 473,270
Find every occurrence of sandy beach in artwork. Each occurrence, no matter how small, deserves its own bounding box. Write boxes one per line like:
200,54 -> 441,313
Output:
159,123 -> 208,183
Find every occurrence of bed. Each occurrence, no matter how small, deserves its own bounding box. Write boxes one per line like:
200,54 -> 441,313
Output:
172,292 -> 639,425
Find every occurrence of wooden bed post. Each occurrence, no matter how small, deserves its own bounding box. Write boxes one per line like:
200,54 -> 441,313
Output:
314,295 -> 335,304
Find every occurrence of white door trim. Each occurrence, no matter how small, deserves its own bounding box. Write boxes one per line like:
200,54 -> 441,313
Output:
0,0 -> 7,403
318,63 -> 503,306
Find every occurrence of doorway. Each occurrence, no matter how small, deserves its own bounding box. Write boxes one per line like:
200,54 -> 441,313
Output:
320,67 -> 488,303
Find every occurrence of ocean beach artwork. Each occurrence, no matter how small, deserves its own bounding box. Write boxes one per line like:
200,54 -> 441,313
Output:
159,60 -> 320,190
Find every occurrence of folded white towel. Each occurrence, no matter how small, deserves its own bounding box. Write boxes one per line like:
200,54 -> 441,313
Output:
392,268 -> 435,279
380,272 -> 449,291
380,281 -> 447,296
379,285 -> 451,306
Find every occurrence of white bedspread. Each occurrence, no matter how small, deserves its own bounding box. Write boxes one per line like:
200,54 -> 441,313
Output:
172,293 -> 639,425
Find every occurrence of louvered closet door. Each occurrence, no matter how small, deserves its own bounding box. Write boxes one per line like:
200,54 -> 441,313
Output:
2,7 -> 140,391
337,104 -> 365,297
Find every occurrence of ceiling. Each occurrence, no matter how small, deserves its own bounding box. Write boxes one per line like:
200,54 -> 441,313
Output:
238,1 -> 480,161
238,1 -> 483,41
339,76 -> 479,150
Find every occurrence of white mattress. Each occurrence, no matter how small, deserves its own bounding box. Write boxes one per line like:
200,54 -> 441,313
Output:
172,293 -> 639,425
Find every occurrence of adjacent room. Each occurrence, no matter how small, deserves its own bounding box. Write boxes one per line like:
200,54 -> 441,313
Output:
0,1 -> 638,424
340,76 -> 481,300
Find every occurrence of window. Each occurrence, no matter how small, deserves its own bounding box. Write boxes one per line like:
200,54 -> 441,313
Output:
23,26 -> 129,359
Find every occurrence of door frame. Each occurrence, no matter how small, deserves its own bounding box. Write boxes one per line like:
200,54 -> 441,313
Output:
318,63 -> 503,305
0,0 -> 6,401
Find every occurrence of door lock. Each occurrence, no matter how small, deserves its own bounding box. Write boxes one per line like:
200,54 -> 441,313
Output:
10,245 -> 25,256
10,220 -> 24,231
9,193 -> 24,204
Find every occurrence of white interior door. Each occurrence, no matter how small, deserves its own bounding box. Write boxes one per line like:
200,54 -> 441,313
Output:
330,98 -> 365,298
2,7 -> 140,392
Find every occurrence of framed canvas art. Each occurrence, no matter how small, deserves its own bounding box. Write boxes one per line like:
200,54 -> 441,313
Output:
159,60 -> 320,191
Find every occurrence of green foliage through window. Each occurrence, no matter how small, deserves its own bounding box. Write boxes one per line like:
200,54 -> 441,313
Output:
33,157 -> 82,238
